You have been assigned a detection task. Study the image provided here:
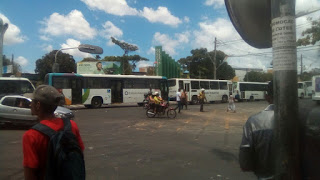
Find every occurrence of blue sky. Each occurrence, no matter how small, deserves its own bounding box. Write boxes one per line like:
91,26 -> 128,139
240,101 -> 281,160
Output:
1,0 -> 320,74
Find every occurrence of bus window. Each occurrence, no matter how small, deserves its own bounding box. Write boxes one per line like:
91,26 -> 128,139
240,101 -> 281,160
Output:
219,82 -> 228,90
168,79 -> 176,87
53,77 -> 71,89
210,81 -> 219,90
200,81 -> 209,89
179,80 -> 184,90
191,81 -> 199,89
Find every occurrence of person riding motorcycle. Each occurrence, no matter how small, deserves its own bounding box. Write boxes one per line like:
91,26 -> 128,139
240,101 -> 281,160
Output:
153,92 -> 163,113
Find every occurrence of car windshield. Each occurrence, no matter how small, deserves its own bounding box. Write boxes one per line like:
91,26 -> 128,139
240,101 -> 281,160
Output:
1,0 -> 320,179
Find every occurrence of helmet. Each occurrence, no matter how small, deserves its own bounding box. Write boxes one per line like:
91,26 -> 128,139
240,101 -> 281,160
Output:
201,88 -> 205,91
154,92 -> 159,95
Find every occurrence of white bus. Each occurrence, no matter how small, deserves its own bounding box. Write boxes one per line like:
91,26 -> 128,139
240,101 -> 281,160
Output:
233,81 -> 268,101
45,73 -> 168,108
312,75 -> 320,104
0,77 -> 35,98
168,78 -> 232,104
297,82 -> 306,99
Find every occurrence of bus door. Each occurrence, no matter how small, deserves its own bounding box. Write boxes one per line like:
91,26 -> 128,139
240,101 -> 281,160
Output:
184,82 -> 191,101
111,80 -> 123,103
71,78 -> 82,104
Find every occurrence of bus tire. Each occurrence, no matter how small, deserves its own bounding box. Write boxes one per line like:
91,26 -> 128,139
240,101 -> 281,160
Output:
191,96 -> 198,105
222,95 -> 228,103
91,97 -> 102,108
300,93 -> 304,99
250,96 -> 254,101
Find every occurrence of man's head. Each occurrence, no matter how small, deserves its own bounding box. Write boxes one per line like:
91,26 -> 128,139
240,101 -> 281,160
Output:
265,81 -> 273,104
155,91 -> 159,96
201,88 -> 205,92
30,85 -> 61,118
96,62 -> 102,70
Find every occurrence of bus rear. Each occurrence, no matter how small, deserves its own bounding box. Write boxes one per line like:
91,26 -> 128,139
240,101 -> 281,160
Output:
312,75 -> 320,104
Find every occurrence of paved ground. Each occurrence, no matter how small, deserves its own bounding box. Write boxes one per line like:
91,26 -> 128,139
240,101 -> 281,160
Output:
0,99 -> 315,180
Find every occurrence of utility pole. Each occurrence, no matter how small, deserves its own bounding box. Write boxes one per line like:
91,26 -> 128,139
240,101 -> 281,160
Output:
213,37 -> 217,79
0,18 -> 8,77
301,54 -> 303,75
271,0 -> 300,179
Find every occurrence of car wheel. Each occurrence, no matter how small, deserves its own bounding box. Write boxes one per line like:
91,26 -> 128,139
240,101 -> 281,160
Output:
91,97 -> 102,108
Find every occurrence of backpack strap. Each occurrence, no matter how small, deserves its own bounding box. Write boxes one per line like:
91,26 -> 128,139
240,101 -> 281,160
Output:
32,123 -> 56,138
62,117 -> 72,131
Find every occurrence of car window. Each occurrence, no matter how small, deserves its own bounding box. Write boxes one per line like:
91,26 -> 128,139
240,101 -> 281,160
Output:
1,97 -> 16,107
15,98 -> 31,108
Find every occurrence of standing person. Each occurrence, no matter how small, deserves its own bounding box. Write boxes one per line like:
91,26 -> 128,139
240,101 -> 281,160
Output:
176,88 -> 182,113
23,85 -> 85,180
227,94 -> 236,113
198,88 -> 207,112
93,61 -> 104,74
181,89 -> 188,110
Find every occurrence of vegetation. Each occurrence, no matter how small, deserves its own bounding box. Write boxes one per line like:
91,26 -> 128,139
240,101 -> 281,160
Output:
244,71 -> 273,82
35,50 -> 76,81
178,48 -> 235,80
297,17 -> 320,46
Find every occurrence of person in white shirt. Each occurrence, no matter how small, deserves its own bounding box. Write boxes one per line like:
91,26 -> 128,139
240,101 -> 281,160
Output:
176,88 -> 182,113
227,94 -> 236,113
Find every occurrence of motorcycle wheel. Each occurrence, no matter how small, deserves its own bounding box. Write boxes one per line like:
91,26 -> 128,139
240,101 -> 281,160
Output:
146,109 -> 156,118
167,109 -> 176,118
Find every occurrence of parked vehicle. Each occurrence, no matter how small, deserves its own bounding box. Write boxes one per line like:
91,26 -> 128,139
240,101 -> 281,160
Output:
0,95 -> 74,127
0,77 -> 35,99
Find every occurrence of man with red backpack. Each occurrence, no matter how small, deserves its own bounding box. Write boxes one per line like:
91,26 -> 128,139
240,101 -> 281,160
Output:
23,85 -> 85,180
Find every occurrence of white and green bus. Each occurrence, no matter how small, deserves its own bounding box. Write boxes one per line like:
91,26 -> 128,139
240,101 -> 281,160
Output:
168,78 -> 232,104
45,73 -> 168,108
233,81 -> 268,101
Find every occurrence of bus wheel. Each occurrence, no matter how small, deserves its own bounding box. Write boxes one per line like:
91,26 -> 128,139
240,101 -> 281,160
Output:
191,96 -> 198,105
222,95 -> 228,103
300,93 -> 304,99
91,97 -> 102,108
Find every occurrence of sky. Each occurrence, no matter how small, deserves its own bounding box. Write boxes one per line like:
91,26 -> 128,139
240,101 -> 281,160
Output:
1,0 -> 320,74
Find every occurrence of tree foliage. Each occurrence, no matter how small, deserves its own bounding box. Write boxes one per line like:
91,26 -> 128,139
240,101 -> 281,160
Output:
297,17 -> 320,46
178,48 -> 235,80
244,71 -> 273,82
35,50 -> 76,81
102,55 -> 148,74
2,55 -> 21,75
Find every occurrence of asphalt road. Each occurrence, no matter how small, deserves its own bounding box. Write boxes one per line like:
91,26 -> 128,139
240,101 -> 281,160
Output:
0,98 -> 316,180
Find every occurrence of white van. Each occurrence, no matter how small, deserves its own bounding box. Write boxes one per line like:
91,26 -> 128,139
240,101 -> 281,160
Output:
0,77 -> 35,98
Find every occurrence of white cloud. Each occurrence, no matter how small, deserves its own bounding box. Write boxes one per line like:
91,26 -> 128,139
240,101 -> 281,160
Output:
147,47 -> 155,55
136,61 -> 154,69
40,10 -> 97,40
15,56 -> 28,67
140,6 -> 182,27
81,0 -> 138,16
42,44 -> 53,52
39,35 -> 51,41
204,0 -> 225,9
100,21 -> 123,45
153,31 -> 190,55
60,39 -> 93,58
296,0 -> 320,14
184,16 -> 190,23
0,14 -> 27,45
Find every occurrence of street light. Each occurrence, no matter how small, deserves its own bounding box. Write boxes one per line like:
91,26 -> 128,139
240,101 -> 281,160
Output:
53,44 -> 103,73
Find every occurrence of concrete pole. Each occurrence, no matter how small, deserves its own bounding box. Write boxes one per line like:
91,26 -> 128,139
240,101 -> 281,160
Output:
0,18 -> 9,77
213,37 -> 217,79
271,0 -> 301,179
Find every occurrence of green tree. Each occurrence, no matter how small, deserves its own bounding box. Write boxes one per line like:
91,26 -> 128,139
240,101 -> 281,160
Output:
35,50 -> 76,81
2,55 -> 21,76
297,17 -> 320,46
102,55 -> 148,74
244,71 -> 273,82
178,48 -> 235,80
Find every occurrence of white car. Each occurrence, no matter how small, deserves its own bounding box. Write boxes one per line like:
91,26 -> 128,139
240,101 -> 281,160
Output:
0,95 -> 74,127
